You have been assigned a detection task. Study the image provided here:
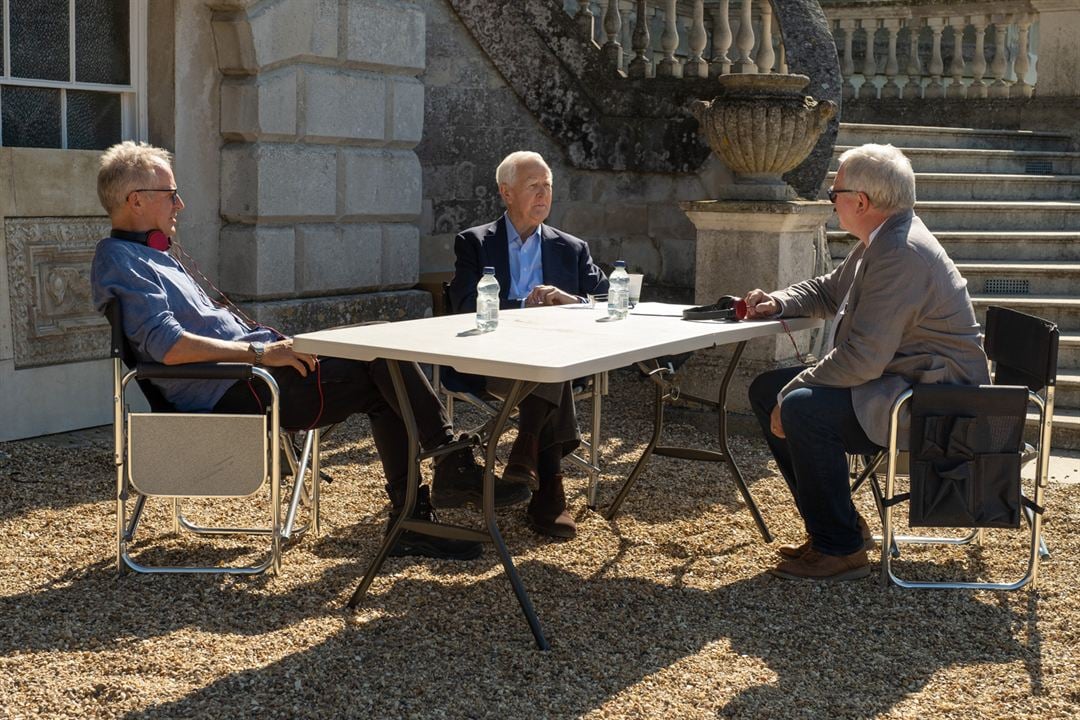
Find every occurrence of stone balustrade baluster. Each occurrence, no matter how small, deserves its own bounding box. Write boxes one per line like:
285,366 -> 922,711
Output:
777,15 -> 788,74
989,16 -> 1010,98
839,18 -> 857,100
881,18 -> 901,98
757,1 -> 776,73
576,0 -> 596,41
603,0 -> 624,68
946,16 -> 967,98
709,0 -> 733,77
903,19 -> 924,99
969,14 -> 989,98
859,18 -> 880,99
1013,13 -> 1033,98
735,0 -> 757,73
657,0 -> 682,77
685,0 -> 709,78
925,17 -> 946,98
629,0 -> 652,78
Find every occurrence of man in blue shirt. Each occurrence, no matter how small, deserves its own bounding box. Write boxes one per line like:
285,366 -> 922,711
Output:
448,151 -> 608,539
91,141 -> 529,561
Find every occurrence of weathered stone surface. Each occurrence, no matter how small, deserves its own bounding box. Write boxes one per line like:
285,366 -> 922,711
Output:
220,71 -> 298,140
5,218 -> 110,368
391,77 -> 426,144
218,224 -> 296,299
302,68 -> 387,142
296,224 -> 381,294
341,150 -> 423,217
381,223 -> 421,287
249,0 -> 338,68
239,289 -> 432,337
220,144 -> 337,221
346,0 -> 425,72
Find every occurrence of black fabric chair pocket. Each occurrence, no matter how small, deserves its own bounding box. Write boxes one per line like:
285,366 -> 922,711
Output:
972,452 -> 1022,528
910,460 -> 977,527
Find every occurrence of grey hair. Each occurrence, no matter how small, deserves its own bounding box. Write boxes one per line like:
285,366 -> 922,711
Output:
97,141 -> 174,214
837,143 -> 916,214
495,151 -> 551,186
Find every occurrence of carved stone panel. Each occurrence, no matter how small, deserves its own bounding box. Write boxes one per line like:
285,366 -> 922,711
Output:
6,217 -> 110,368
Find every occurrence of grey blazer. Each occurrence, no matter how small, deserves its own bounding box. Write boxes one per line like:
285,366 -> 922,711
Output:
773,210 -> 990,447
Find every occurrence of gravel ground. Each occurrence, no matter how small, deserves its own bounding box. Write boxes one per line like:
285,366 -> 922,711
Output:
1,371 -> 1077,719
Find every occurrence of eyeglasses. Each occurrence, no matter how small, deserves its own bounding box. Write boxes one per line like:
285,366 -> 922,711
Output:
130,188 -> 181,204
827,187 -> 863,204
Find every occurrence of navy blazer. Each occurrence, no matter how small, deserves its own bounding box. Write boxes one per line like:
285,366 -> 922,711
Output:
448,216 -> 608,314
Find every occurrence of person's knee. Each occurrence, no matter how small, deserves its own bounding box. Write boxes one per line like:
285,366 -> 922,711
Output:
748,372 -> 777,413
779,387 -> 819,429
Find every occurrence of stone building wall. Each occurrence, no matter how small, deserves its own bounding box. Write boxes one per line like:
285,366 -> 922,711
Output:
416,0 -> 734,294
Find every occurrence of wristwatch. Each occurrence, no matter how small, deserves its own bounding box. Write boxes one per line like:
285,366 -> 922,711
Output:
248,341 -> 266,366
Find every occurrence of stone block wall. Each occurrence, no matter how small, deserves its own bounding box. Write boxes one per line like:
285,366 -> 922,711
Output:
417,0 -> 733,294
211,0 -> 430,330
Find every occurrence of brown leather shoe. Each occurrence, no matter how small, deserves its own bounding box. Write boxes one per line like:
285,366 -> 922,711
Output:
777,514 -> 876,560
769,547 -> 870,581
504,430 -> 540,486
526,473 -> 576,539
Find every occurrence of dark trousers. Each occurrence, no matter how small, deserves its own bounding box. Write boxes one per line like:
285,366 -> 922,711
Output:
748,366 -> 882,556
214,357 -> 452,505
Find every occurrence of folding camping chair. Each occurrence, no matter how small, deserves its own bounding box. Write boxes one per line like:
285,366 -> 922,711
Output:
106,300 -> 323,575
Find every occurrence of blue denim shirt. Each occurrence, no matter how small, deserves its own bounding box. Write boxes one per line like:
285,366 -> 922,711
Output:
505,213 -> 543,304
91,236 -> 279,411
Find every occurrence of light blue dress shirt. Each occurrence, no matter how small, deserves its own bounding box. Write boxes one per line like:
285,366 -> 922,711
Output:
505,213 -> 544,304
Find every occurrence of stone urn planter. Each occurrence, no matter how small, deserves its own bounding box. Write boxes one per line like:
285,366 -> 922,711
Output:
691,73 -> 837,200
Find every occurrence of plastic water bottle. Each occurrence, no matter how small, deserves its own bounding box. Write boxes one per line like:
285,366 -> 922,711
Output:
476,266 -> 499,332
608,261 -> 630,320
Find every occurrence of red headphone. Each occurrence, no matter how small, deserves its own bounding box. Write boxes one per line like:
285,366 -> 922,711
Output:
111,228 -> 171,251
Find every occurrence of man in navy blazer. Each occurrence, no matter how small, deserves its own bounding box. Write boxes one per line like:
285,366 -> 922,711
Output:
448,151 -> 608,538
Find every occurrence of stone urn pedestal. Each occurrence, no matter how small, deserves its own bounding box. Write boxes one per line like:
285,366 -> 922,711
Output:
677,74 -> 837,415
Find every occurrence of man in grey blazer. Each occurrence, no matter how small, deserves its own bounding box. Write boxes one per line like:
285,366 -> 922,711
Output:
448,151 -> 608,538
744,144 -> 990,581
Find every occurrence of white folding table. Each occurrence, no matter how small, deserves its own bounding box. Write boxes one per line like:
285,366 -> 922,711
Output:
294,303 -> 820,649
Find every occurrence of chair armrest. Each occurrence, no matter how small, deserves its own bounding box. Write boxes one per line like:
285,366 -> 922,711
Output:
136,362 -> 255,381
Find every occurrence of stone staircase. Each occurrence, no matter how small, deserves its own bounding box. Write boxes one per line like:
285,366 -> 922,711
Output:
827,122 -> 1080,449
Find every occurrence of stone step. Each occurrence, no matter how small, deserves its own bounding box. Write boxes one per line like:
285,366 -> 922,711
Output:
837,123 -> 1074,153
1033,406 -> 1080,452
826,201 -> 1080,232
1059,333 -> 1080,369
955,260 -> 1080,296
971,295 -> 1080,331
824,170 -> 1080,202
1053,371 -> 1080,409
828,230 -> 1080,262
834,145 -> 1080,174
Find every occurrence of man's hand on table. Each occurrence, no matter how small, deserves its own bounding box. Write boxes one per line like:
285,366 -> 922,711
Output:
524,285 -> 579,307
743,288 -> 780,320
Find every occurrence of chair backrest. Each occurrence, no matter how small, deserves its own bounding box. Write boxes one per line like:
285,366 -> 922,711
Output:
985,305 -> 1059,393
104,299 -> 176,412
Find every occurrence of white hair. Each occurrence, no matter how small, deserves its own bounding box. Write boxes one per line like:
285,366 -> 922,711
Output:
837,143 -> 916,214
495,151 -> 552,186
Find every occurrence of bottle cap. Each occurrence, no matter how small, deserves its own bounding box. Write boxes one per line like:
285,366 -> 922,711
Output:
482,266 -> 495,274
614,260 -> 626,268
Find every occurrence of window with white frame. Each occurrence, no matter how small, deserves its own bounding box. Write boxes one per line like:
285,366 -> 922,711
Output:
0,0 -> 146,150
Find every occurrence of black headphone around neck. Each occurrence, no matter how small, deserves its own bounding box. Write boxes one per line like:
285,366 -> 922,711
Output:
111,228 -> 171,252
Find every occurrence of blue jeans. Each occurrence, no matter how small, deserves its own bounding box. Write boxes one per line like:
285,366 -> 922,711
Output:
748,367 -> 882,556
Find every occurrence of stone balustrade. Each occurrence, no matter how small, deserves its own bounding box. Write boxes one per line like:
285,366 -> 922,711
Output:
562,0 -> 788,78
820,1 -> 1039,101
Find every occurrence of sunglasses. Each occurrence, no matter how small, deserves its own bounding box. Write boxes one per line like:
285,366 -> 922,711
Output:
827,187 -> 863,204
130,188 -> 181,203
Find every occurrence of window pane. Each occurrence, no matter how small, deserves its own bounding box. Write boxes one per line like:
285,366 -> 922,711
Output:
10,0 -> 71,81
66,90 -> 122,149
1,86 -> 62,148
76,0 -> 131,85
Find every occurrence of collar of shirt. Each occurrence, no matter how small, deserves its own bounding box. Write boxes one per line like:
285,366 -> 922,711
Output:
867,220 -> 885,246
505,213 -> 544,303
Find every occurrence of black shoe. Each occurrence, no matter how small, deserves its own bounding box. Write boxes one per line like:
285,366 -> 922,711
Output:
387,486 -> 483,561
431,447 -> 531,509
